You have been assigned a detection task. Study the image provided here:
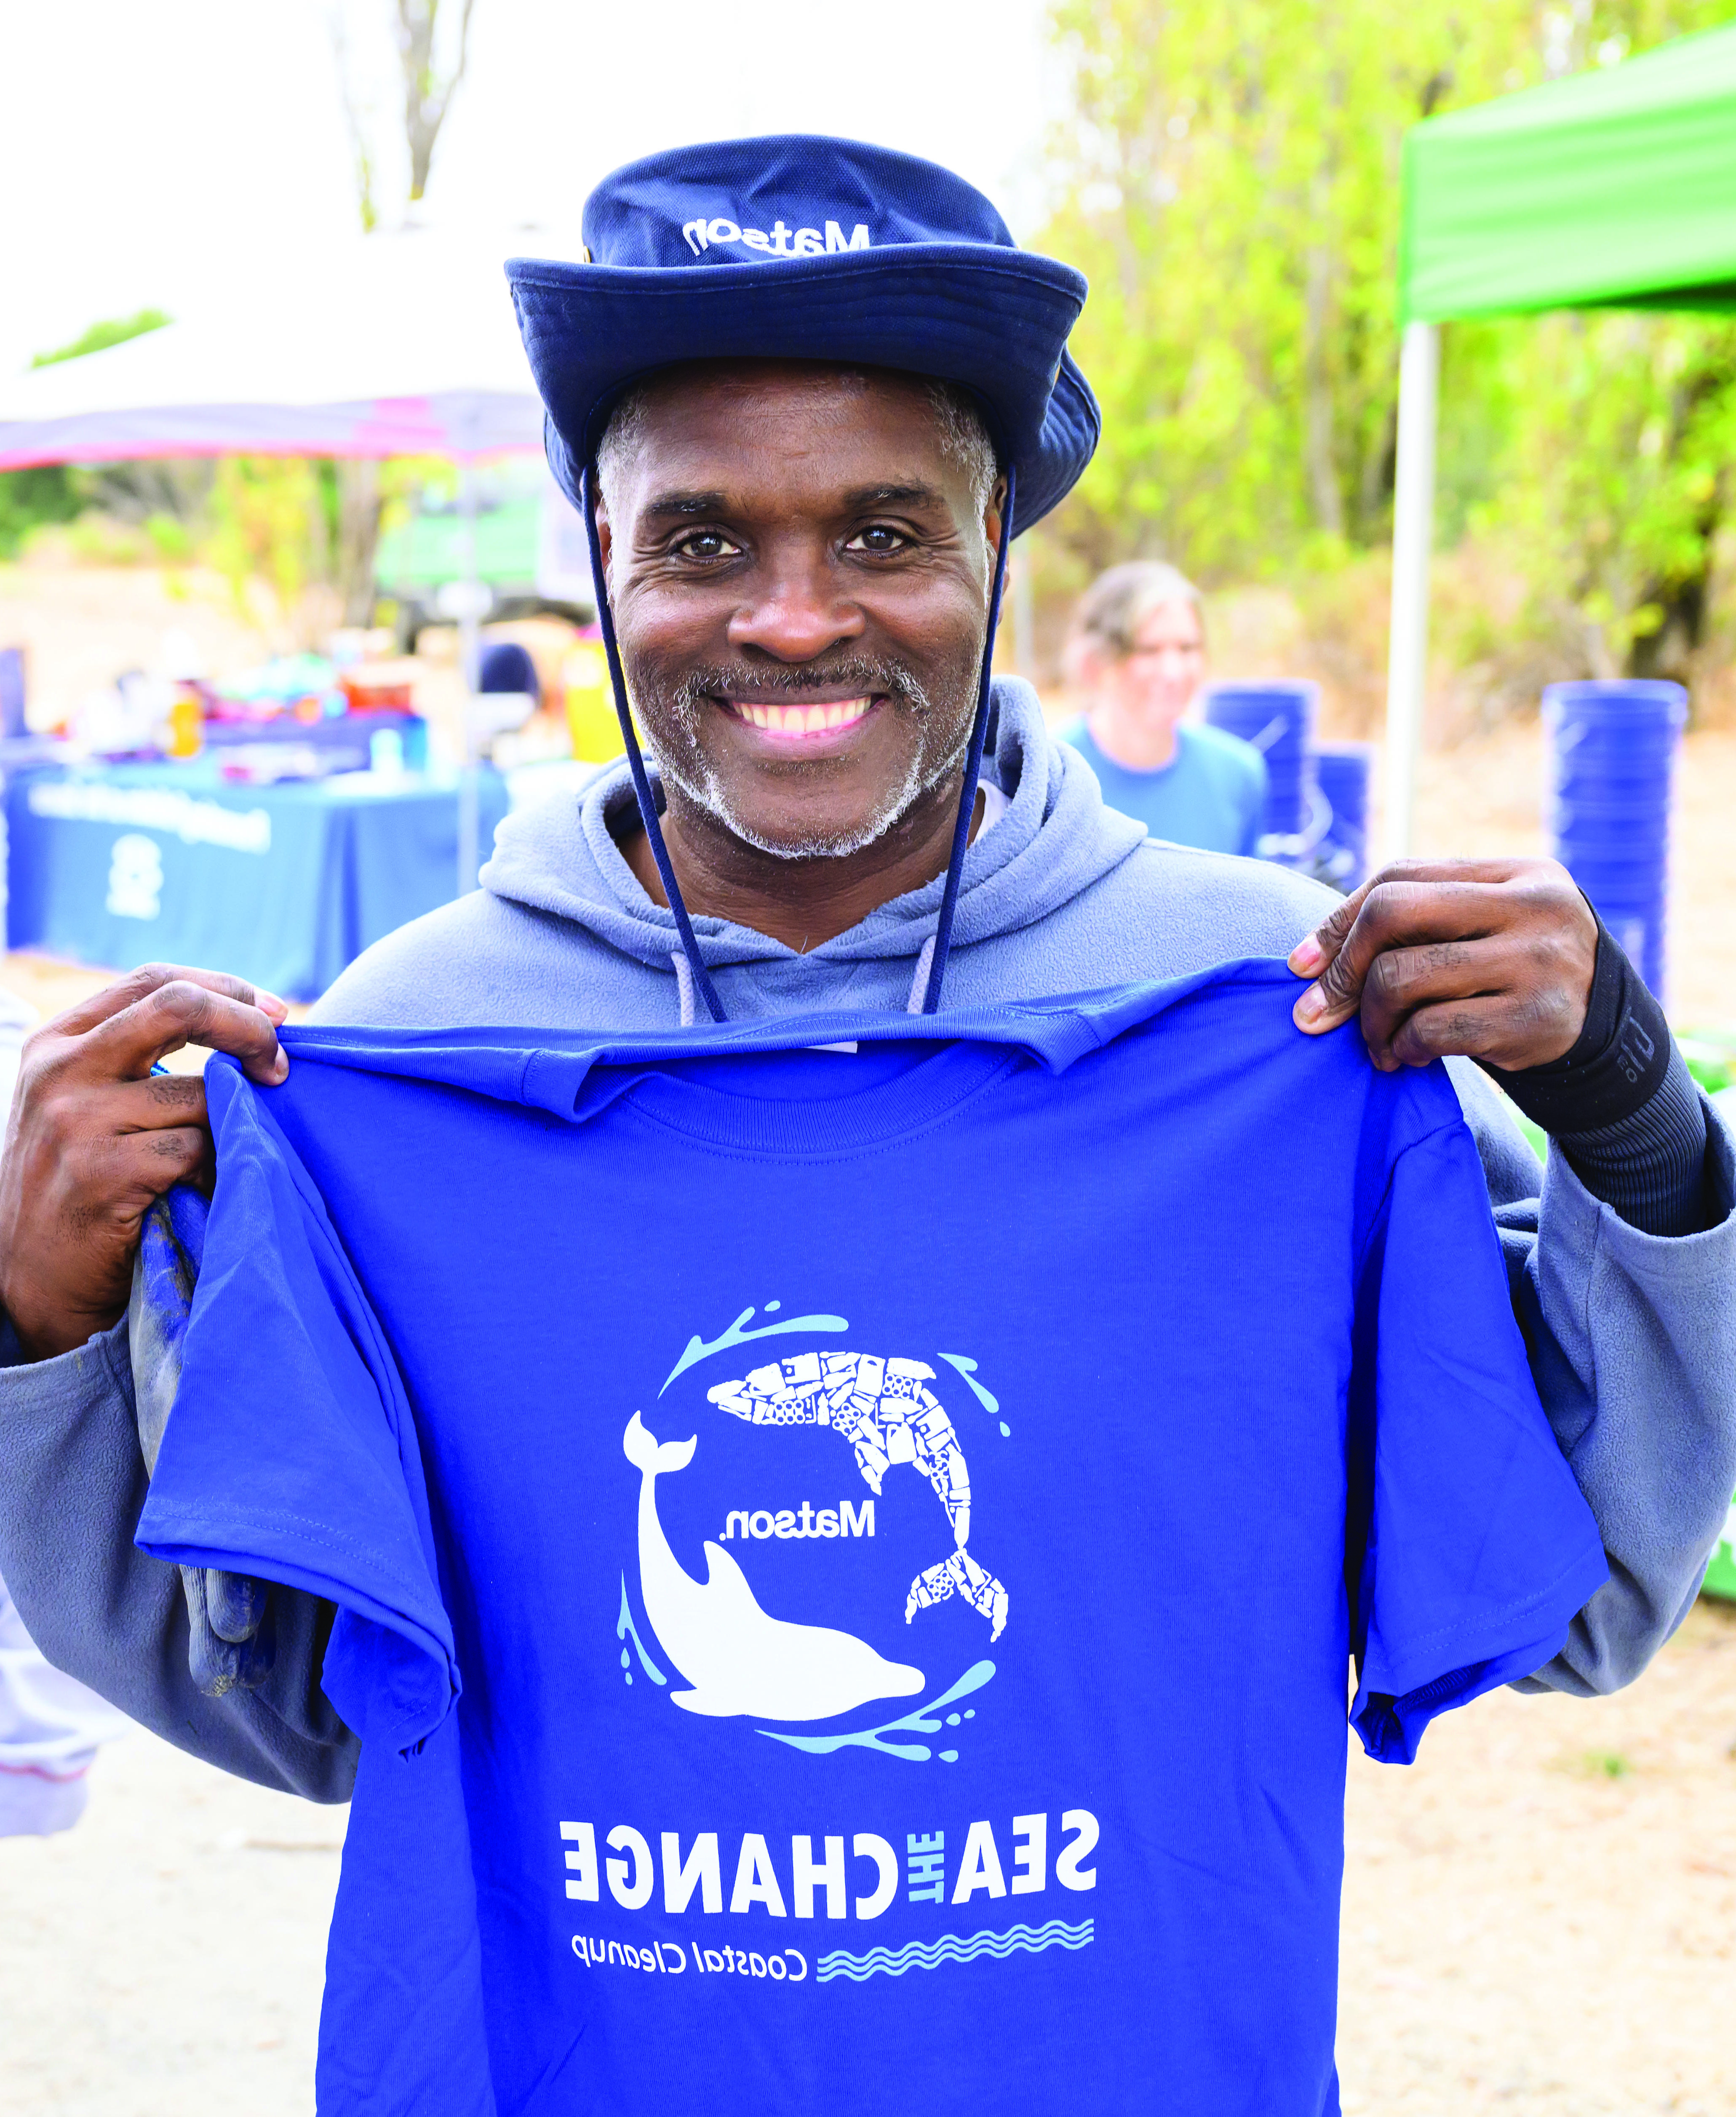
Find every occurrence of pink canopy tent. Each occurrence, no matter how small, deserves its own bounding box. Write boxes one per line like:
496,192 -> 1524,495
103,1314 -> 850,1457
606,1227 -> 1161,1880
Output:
0,226 -> 547,467
0,227 -> 568,889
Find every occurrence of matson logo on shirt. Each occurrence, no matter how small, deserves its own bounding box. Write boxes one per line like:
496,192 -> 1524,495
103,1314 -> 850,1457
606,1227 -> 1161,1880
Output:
721,1499 -> 874,1541
681,214 -> 872,258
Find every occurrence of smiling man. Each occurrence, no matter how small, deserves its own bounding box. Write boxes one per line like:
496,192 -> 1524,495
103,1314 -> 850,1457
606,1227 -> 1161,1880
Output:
0,128 -> 1732,1938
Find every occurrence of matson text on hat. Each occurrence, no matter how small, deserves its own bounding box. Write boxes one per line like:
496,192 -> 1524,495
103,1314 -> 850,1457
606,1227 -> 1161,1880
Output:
681,216 -> 871,259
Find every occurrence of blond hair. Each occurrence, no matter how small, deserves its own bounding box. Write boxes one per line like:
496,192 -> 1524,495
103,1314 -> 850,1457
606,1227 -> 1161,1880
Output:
1066,561 -> 1205,683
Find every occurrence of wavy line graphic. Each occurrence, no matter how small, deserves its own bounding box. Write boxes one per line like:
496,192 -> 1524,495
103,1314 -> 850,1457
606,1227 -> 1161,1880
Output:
816,1919 -> 1094,1983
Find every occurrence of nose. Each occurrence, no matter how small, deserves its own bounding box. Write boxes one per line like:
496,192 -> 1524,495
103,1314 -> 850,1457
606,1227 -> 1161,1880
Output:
726,550 -> 865,663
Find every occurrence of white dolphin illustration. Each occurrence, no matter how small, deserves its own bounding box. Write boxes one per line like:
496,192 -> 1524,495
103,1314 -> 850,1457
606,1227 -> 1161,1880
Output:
622,1412 -> 925,1721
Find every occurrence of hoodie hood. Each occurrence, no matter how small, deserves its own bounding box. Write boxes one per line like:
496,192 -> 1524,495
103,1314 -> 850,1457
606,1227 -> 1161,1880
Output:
479,678 -> 1146,978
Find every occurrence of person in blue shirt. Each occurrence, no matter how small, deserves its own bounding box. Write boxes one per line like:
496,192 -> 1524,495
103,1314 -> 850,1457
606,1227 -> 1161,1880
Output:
1060,561 -> 1268,856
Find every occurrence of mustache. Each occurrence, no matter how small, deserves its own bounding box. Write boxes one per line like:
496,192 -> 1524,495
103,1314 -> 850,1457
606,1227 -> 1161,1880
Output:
669,658 -> 933,713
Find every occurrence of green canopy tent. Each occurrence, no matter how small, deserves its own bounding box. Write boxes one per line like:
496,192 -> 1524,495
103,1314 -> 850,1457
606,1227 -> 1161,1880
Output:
1384,21 -> 1736,853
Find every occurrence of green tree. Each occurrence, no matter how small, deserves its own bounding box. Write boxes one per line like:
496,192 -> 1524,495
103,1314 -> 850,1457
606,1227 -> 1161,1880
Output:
1039,0 -> 1539,580
1038,0 -> 1736,694
1482,308 -> 1736,682
29,308 -> 171,369
0,309 -> 175,558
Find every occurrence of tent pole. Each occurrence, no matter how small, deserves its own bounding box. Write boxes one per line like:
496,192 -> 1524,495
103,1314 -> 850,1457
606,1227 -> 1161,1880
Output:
456,456 -> 480,897
1383,320 -> 1439,862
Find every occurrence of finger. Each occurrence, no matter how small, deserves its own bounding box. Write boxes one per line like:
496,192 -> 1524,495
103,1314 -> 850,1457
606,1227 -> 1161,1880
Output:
1385,995 -> 1527,1070
1351,937 -> 1512,1068
108,1071 -> 210,1132
1292,881 -> 1507,1034
1287,879 -> 1374,979
51,963 -> 288,1040
80,981 -> 288,1087
205,1571 -> 269,1644
110,1124 -> 213,1193
1287,859 -> 1534,978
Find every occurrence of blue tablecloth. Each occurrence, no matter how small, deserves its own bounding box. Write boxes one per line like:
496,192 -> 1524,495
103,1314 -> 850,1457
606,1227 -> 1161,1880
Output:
5,761 -> 510,1001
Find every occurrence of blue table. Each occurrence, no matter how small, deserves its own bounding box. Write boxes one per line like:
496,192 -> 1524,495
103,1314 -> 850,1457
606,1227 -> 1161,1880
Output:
5,760 -> 510,1000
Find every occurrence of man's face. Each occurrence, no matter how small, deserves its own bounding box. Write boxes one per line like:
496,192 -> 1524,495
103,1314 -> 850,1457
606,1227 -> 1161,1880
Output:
597,363 -> 1002,860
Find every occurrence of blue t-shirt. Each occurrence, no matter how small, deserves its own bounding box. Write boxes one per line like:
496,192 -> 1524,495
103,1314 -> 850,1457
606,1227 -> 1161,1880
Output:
1060,718 -> 1268,855
138,965 -> 1605,2117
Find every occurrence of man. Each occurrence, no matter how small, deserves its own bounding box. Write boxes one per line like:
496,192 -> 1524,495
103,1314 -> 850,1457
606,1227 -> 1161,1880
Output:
0,133 -> 1730,1810
1060,558 -> 1268,855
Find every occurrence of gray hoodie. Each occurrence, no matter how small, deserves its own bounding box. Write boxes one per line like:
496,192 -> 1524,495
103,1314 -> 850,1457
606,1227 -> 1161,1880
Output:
2,681 -> 1732,1800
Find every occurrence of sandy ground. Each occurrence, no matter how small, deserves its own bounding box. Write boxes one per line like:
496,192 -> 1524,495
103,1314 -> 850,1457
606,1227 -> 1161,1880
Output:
0,1730 -> 341,2114
1339,1599 -> 1736,2116
1,559 -> 1733,2112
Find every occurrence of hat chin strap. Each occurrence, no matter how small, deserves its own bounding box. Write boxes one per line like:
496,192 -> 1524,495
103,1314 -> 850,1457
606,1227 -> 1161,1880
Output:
582,461 -> 729,1024
580,457 -> 1016,1027
920,462 -> 1015,1014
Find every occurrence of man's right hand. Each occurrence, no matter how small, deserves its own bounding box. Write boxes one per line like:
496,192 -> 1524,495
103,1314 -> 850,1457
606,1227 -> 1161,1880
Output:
0,965 -> 288,1362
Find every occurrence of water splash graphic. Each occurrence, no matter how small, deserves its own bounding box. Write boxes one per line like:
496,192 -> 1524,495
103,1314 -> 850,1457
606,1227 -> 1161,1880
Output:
616,1575 -> 667,1685
662,1304 -> 851,1395
759,1660 -> 994,1762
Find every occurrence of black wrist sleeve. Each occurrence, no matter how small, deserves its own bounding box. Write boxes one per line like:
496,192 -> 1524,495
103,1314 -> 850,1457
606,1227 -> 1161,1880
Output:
1484,913 -> 1672,1135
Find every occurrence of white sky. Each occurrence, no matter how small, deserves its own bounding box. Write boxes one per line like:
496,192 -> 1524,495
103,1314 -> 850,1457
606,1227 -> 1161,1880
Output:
0,0 -> 1059,380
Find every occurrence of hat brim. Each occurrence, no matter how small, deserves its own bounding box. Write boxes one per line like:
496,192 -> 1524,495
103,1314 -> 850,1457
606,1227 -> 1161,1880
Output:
507,244 -> 1098,530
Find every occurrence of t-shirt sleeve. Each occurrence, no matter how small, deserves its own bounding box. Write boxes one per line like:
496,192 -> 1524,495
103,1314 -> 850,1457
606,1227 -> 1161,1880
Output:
135,1061 -> 457,1756
1347,1110 -> 1608,1764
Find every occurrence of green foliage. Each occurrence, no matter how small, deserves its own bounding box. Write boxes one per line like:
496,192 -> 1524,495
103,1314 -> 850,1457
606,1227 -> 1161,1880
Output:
0,308 -> 176,558
1039,0 -> 1539,579
1037,0 -> 1736,691
0,465 -> 82,559
28,307 -> 171,369
1475,310 -> 1736,679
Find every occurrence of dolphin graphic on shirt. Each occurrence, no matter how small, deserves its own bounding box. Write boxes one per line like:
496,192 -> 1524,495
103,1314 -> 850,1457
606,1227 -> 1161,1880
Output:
707,1351 -> 1010,1641
622,1412 -> 925,1721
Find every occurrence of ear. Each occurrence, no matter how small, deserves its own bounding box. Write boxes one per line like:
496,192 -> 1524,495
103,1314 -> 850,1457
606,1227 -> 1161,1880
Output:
983,473 -> 1010,571
594,491 -> 614,582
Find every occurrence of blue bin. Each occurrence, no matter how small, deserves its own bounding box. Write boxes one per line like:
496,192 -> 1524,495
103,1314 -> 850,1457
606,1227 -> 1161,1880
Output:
1542,680 -> 1685,996
1314,742 -> 1374,893
1205,682 -> 1319,840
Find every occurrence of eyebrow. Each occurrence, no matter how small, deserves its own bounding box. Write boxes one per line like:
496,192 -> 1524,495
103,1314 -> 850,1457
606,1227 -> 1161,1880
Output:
640,489 -> 730,519
840,481 -> 948,511
637,479 -> 951,521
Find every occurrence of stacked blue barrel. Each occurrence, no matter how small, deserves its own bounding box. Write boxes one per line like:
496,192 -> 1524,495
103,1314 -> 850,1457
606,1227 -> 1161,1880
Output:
1204,682 -> 1319,849
1543,679 -> 1685,996
1312,743 -> 1374,894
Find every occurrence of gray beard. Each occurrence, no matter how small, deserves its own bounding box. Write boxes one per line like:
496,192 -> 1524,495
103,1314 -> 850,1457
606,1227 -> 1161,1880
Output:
637,657 -> 975,861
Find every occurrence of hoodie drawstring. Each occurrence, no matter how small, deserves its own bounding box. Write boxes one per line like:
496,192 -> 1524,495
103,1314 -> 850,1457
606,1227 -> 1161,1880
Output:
671,949 -> 697,1028
580,456 -> 1016,1026
905,936 -> 936,1014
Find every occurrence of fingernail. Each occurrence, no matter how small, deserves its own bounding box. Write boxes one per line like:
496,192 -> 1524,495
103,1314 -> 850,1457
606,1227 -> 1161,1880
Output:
1289,937 -> 1324,976
270,1049 -> 289,1084
256,992 -> 288,1022
1293,985 -> 1326,1028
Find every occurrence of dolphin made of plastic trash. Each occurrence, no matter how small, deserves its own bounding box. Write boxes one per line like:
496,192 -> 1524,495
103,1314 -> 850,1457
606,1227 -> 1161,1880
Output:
622,1412 -> 925,1721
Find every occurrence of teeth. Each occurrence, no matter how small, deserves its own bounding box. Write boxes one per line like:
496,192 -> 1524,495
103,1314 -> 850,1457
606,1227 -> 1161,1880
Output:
731,697 -> 871,735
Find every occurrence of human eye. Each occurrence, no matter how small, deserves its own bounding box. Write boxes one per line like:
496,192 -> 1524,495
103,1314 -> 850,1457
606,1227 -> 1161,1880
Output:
843,523 -> 913,556
672,529 -> 742,562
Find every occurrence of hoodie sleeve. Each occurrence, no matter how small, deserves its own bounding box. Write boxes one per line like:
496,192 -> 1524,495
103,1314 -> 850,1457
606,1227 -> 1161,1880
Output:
0,1309 -> 359,1801
1445,1057 -> 1736,1694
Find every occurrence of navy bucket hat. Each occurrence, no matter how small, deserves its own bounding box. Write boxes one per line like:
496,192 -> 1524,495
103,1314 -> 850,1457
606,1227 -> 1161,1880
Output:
506,133 -> 1098,529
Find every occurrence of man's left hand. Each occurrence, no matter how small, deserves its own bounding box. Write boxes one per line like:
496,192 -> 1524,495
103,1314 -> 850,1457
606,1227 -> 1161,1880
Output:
1288,858 -> 1598,1073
